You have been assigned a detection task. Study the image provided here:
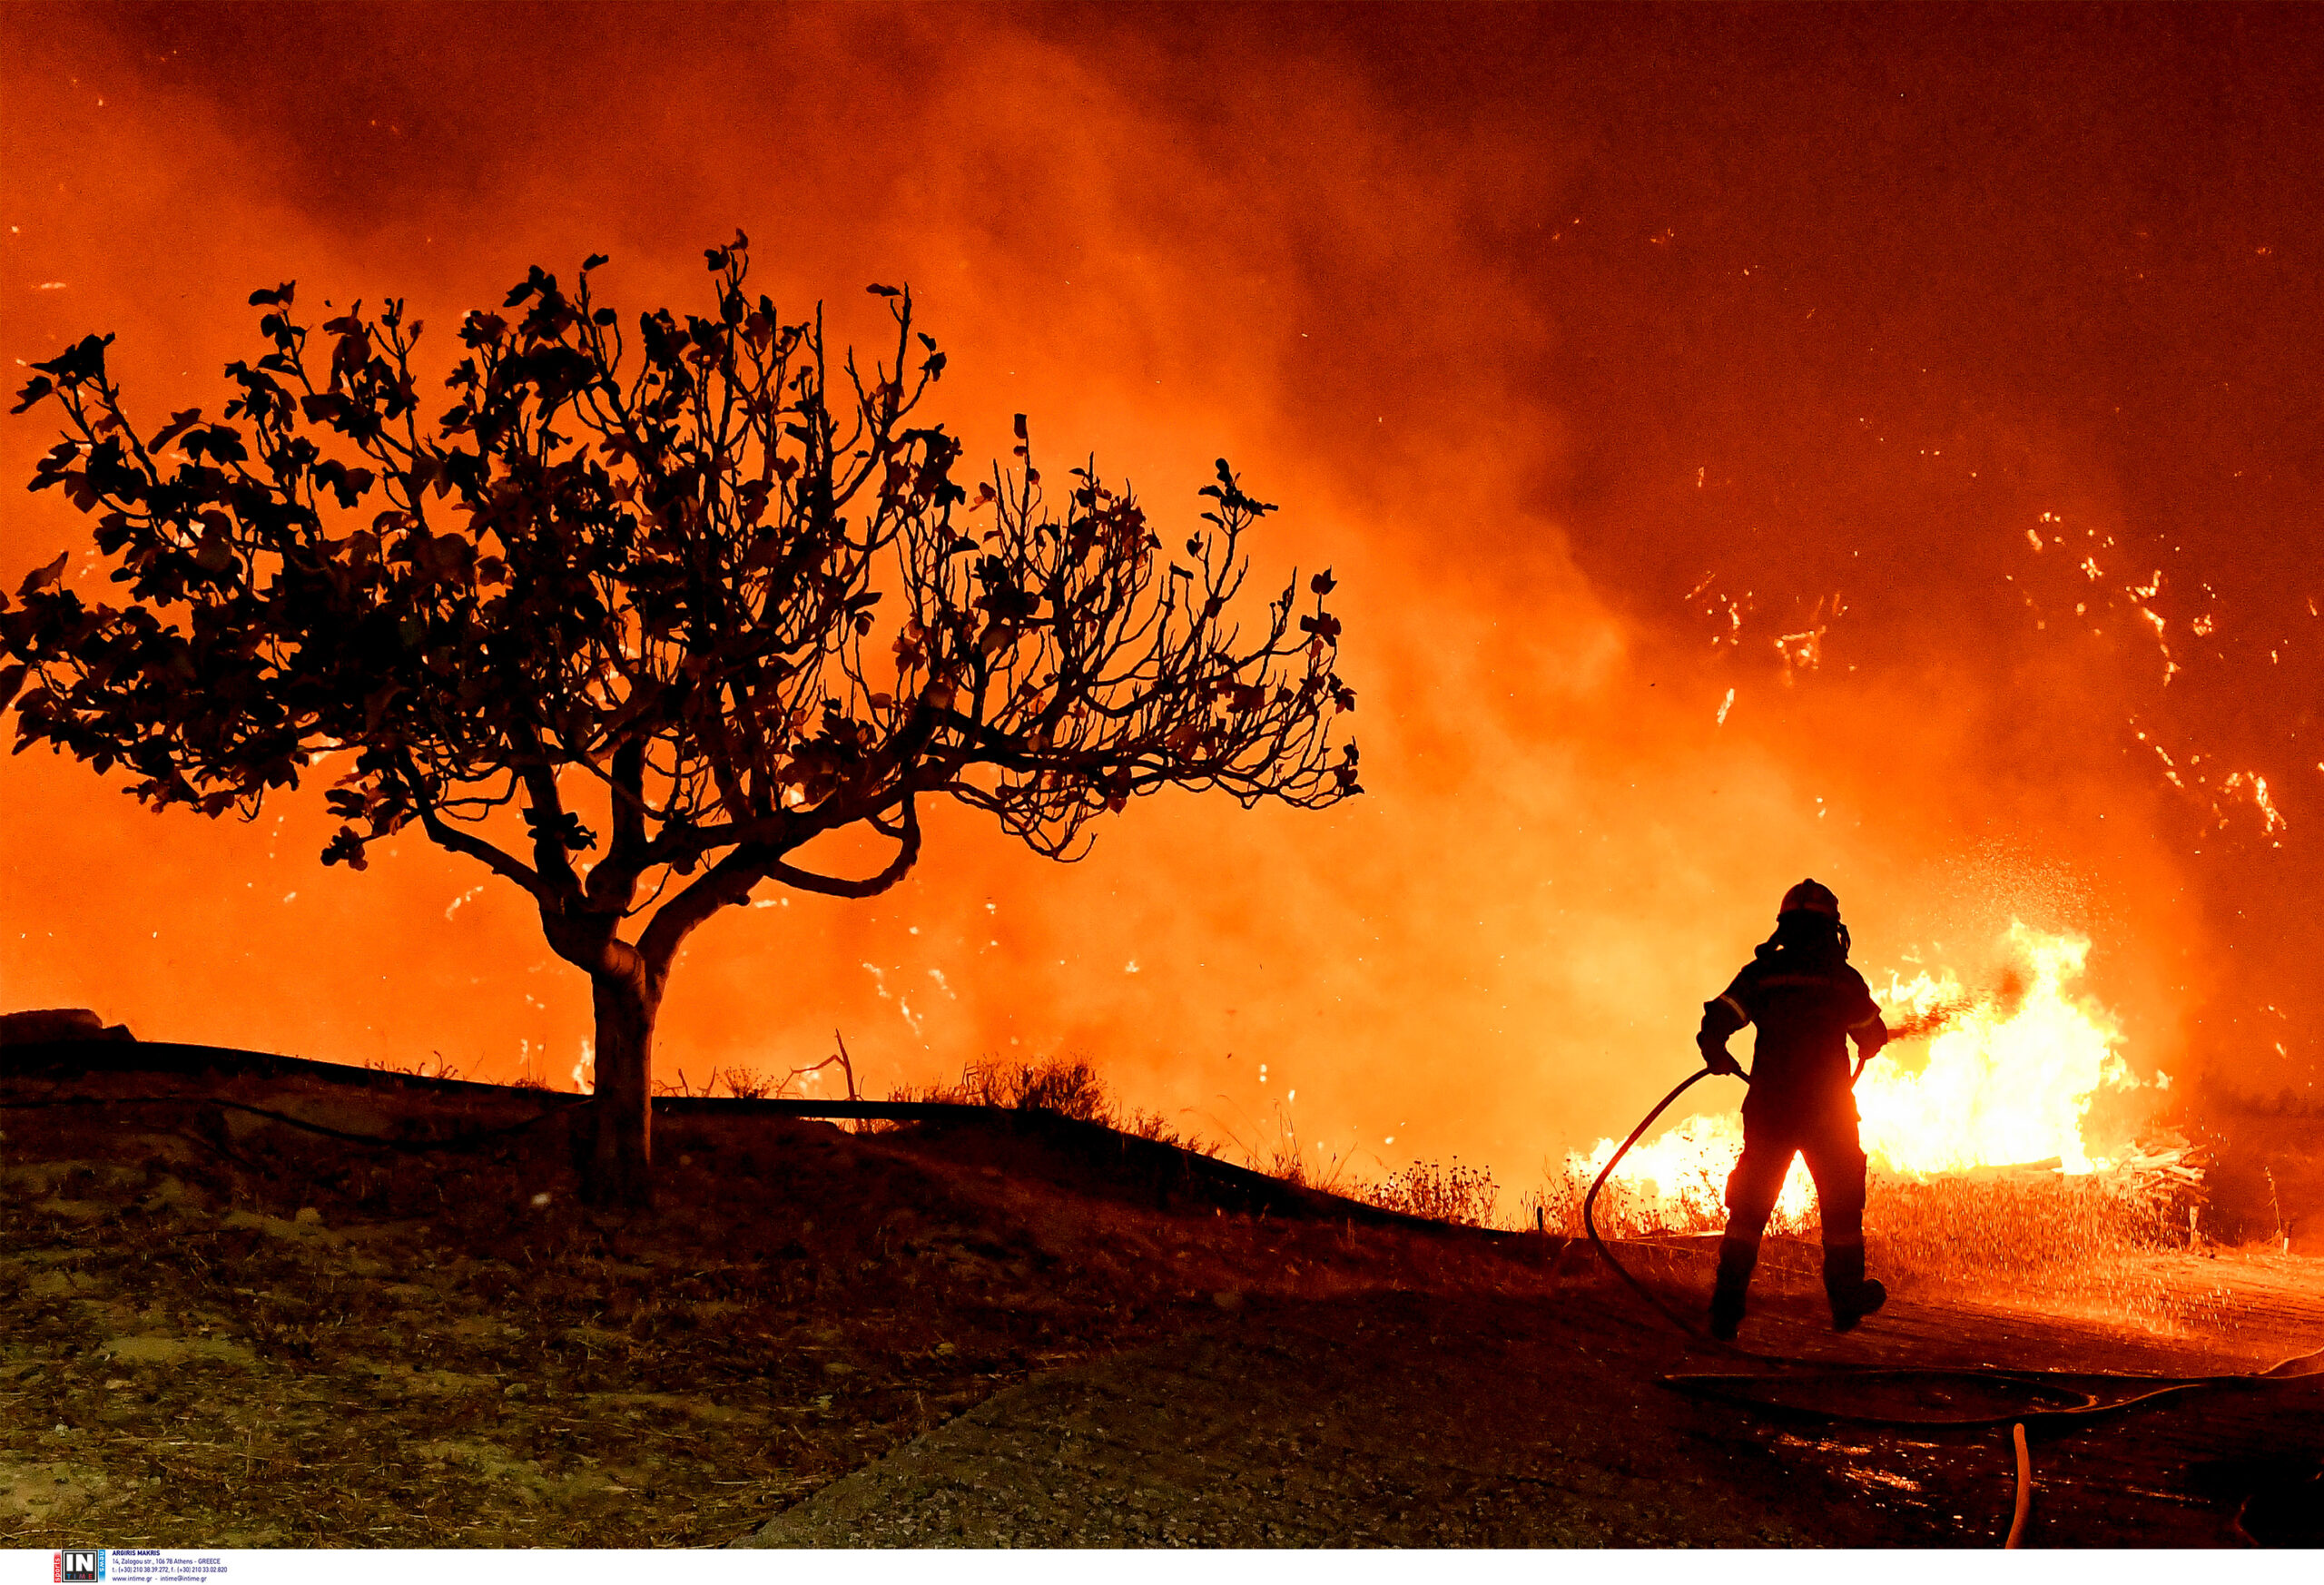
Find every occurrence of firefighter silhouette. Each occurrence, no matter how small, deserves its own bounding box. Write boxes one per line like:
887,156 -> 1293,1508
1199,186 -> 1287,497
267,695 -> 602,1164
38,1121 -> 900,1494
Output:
1697,879 -> 1890,1340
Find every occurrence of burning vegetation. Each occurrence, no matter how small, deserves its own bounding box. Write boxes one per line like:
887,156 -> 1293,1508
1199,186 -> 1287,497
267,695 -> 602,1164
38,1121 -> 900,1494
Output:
1532,921 -> 2238,1328
1573,923 -> 2181,1218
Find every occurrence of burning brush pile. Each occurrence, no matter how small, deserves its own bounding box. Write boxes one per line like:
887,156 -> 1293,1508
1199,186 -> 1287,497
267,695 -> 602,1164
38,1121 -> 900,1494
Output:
1556,924 -> 2213,1319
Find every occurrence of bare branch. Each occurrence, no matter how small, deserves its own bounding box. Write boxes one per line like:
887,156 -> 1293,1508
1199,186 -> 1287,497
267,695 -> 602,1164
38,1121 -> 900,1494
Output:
400,772 -> 550,904
763,796 -> 922,899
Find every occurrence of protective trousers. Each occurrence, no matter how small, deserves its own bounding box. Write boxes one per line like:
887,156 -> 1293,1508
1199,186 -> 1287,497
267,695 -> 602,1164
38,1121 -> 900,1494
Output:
1724,1098 -> 1867,1245
1711,1096 -> 1872,1337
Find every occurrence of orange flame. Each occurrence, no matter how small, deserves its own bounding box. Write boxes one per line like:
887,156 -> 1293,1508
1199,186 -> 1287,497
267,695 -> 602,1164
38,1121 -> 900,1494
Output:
1574,922 -> 2161,1231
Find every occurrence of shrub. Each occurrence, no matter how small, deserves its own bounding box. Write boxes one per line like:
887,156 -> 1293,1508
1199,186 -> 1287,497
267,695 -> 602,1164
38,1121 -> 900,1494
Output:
1363,1157 -> 1500,1228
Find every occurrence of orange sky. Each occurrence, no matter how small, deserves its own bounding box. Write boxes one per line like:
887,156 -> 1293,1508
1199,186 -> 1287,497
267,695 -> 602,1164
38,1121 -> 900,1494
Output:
3,3 -> 2318,1186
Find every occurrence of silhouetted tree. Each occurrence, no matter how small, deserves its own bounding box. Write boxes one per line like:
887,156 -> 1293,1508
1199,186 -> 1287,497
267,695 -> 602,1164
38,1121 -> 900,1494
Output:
2,236 -> 1358,1205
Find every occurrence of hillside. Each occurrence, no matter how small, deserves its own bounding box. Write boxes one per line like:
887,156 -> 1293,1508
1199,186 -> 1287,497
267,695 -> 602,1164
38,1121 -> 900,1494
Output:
0,1042 -> 2318,1548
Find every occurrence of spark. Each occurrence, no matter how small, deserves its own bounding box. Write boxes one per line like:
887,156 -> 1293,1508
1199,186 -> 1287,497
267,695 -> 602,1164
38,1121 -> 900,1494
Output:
2131,605 -> 2177,684
2221,772 -> 2287,835
1687,572 -> 1750,645
2137,731 -> 2188,790
1774,594 -> 1841,683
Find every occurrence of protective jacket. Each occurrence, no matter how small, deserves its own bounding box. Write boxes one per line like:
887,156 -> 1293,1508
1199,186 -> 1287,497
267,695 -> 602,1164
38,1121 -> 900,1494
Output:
1700,950 -> 1888,1120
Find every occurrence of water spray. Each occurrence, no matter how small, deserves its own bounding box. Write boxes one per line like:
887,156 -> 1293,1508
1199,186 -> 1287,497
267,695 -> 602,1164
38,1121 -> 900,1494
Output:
1876,988 -> 1994,1045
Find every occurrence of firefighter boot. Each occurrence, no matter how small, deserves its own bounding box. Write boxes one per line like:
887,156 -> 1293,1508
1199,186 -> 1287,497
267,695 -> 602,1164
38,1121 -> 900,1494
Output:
1823,1243 -> 1887,1333
1709,1231 -> 1759,1342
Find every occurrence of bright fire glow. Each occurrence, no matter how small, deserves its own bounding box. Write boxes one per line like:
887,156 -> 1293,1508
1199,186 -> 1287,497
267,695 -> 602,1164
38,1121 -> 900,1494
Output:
1574,922 -> 2155,1230
1861,924 -> 2137,1175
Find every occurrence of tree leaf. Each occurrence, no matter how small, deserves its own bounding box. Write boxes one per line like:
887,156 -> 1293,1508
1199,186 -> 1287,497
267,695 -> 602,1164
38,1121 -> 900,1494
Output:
148,408 -> 204,452
16,551 -> 68,597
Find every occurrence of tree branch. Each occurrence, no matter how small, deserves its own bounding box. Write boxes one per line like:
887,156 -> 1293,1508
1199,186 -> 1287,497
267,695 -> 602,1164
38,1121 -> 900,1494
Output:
635,841 -> 775,977
396,753 -> 550,904
585,736 -> 649,911
517,759 -> 586,903
763,796 -> 921,899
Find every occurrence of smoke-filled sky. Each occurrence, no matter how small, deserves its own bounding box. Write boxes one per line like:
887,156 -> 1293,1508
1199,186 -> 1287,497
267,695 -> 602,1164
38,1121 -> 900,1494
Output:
4,3 -> 2318,1185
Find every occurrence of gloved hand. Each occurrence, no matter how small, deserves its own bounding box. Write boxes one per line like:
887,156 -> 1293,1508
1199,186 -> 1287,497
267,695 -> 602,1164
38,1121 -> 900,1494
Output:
1699,1041 -> 1743,1078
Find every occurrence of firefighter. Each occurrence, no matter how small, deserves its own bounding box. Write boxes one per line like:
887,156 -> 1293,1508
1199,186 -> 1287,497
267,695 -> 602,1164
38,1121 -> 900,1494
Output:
1697,879 -> 1891,1341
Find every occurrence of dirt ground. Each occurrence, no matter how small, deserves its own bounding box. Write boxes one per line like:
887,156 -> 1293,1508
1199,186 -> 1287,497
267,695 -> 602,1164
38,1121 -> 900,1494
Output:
740,1275 -> 2324,1548
1,1046 -> 2319,1549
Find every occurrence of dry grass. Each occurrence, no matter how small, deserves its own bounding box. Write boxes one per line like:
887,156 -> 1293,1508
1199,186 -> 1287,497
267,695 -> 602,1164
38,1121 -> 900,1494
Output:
1520,1151 -> 2227,1332
4,1048 -> 2310,1549
892,1057 -> 1204,1153
649,1065 -> 786,1101
886,1057 -> 2229,1333
1182,1098 -> 1375,1196
1865,1171 -> 2231,1331
362,1053 -> 464,1083
0,1082 -> 1053,1546
0,1057 -> 1568,1549
1362,1159 -> 1502,1229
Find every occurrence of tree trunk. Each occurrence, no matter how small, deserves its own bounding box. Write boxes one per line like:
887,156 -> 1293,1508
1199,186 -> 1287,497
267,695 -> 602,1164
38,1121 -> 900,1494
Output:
584,970 -> 659,1209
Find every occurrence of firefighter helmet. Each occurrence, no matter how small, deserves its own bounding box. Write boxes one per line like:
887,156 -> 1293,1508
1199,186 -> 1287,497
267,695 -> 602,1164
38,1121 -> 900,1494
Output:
1779,879 -> 1840,919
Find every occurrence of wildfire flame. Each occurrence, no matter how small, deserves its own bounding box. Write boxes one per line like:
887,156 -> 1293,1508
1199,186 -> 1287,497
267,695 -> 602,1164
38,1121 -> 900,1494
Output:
1862,925 -> 2143,1175
1574,922 -> 2161,1230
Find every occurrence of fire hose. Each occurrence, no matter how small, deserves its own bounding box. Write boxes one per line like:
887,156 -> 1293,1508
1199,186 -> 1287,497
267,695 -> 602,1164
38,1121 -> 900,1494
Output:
1581,1056 -> 2323,1546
